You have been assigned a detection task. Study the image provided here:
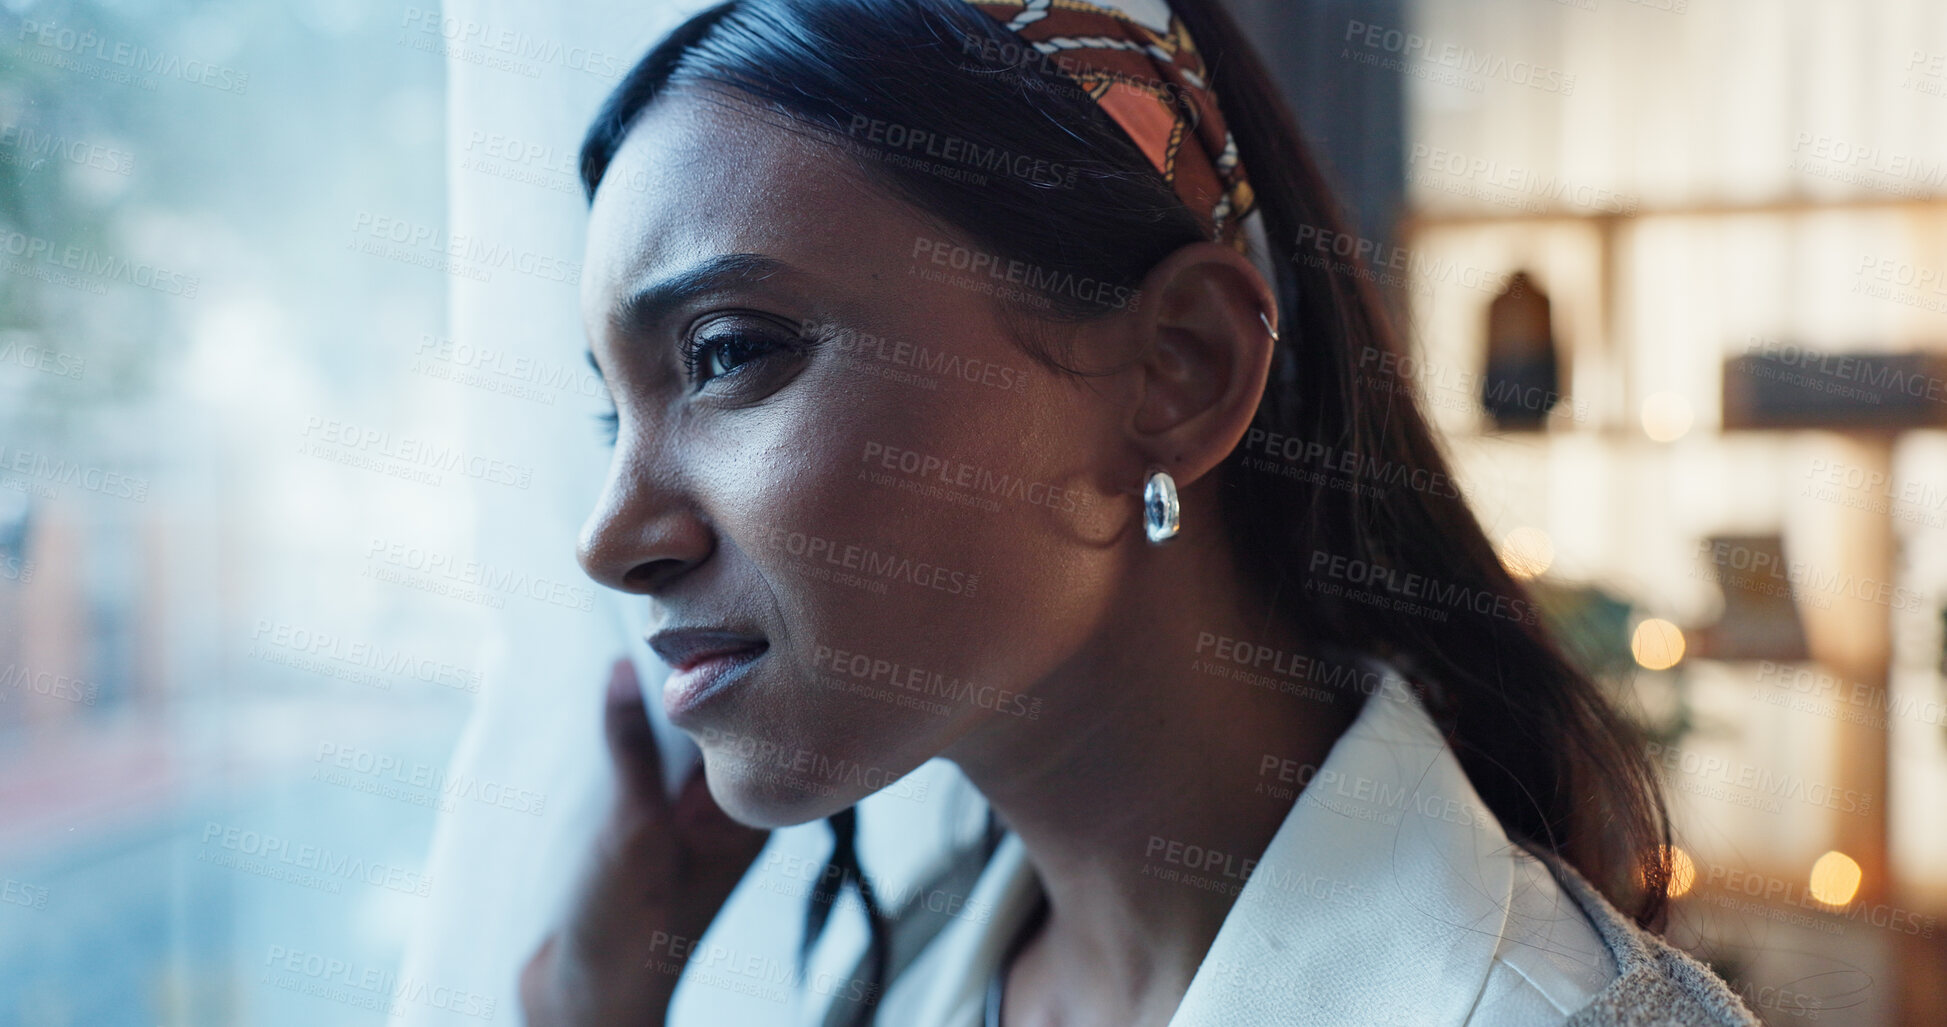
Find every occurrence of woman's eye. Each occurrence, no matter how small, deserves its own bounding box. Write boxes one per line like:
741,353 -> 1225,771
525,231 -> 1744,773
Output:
679,318 -> 808,390
689,334 -> 763,382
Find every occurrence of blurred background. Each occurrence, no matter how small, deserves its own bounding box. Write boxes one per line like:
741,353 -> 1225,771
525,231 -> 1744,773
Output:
2,0 -> 1943,1024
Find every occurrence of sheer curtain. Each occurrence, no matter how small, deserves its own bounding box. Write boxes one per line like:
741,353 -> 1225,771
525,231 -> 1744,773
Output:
398,4 -> 987,1023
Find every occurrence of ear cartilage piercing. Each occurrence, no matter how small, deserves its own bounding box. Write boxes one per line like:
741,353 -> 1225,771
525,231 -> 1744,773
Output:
1143,467 -> 1180,544
1260,310 -> 1279,343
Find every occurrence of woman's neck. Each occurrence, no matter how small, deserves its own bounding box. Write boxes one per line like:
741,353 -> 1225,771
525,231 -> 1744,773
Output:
948,526 -> 1361,1027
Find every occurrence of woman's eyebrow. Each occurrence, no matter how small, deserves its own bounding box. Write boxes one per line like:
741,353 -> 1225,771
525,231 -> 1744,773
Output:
607,252 -> 796,340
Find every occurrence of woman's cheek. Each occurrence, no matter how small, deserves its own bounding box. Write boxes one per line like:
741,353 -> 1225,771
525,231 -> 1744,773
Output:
695,344 -> 1086,794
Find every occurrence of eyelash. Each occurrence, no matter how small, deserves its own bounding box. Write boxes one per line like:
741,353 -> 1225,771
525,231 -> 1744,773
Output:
678,327 -> 800,388
592,319 -> 824,446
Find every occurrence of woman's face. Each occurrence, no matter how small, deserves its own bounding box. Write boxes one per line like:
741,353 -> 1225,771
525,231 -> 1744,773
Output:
578,91 -> 1143,828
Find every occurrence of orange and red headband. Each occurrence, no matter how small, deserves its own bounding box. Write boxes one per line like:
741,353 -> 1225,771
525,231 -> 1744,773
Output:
961,0 -> 1271,281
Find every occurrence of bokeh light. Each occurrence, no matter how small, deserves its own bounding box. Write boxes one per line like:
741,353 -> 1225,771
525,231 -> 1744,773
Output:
1498,525 -> 1555,580
1631,618 -> 1686,671
1809,851 -> 1863,907
1665,845 -> 1697,899
1641,391 -> 1694,442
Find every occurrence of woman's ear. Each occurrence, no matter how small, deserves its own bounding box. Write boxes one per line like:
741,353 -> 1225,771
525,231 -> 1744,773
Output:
1122,240 -> 1279,489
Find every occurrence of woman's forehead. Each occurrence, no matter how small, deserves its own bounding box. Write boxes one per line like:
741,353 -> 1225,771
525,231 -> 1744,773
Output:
582,94 -> 911,319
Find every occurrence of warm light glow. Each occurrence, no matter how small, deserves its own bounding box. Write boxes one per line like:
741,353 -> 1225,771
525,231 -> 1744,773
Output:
1631,618 -> 1686,670
1808,851 -> 1862,906
1498,526 -> 1555,579
1641,391 -> 1693,442
1665,846 -> 1696,898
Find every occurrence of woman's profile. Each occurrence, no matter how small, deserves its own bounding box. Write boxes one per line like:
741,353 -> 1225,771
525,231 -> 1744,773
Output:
517,1 -> 1763,1024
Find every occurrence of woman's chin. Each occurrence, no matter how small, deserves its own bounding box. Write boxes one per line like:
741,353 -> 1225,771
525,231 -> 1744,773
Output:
702,759 -> 864,830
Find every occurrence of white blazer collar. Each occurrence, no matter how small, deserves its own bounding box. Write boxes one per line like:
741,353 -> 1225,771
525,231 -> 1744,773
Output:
1167,670 -> 1516,1027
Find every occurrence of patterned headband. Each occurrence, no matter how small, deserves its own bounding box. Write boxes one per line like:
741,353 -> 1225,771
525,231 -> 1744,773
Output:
961,0 -> 1273,283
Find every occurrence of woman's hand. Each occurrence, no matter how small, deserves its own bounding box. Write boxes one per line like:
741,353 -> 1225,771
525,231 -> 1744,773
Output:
521,659 -> 771,1026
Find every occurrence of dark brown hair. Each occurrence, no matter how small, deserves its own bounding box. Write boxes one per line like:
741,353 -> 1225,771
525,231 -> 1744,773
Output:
581,0 -> 1674,1011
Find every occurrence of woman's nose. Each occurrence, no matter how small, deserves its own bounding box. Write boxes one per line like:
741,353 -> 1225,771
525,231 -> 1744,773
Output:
576,457 -> 714,595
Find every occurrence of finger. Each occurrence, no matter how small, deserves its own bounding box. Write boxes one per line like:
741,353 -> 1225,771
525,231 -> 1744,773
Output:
602,658 -> 670,818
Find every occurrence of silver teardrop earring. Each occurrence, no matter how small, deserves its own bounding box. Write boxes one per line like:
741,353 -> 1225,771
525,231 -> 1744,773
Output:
1143,467 -> 1180,544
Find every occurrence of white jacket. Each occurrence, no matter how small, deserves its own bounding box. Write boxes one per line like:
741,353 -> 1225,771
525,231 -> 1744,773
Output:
801,672 -> 1756,1027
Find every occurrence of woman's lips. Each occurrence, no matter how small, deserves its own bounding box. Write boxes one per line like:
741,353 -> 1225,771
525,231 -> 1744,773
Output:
648,629 -> 769,721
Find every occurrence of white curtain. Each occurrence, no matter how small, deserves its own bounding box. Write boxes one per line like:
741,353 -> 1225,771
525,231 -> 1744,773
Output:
396,3 -> 989,1023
